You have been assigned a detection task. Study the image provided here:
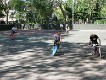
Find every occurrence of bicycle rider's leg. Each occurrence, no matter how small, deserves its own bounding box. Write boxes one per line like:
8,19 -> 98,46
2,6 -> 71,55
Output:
10,30 -> 13,35
11,31 -> 15,40
57,43 -> 60,49
54,41 -> 57,46
95,46 -> 98,56
66,30 -> 68,35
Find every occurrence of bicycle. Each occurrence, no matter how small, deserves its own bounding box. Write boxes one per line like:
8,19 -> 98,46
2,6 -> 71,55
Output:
91,44 -> 101,58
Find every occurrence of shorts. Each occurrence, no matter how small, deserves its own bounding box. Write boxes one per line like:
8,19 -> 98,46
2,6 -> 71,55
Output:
54,40 -> 60,48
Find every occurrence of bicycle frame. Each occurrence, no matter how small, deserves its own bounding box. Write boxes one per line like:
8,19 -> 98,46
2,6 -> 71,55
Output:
92,44 -> 101,58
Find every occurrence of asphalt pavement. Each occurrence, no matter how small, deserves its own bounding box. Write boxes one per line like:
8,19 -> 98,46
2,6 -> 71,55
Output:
0,30 -> 106,80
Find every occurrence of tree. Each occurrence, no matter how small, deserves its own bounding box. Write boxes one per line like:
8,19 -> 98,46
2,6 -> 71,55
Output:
0,0 -> 5,18
65,0 -> 106,24
9,0 -> 53,24
8,0 -> 106,27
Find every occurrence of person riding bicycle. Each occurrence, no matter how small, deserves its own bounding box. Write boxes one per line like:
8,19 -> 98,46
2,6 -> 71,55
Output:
89,33 -> 101,55
53,31 -> 62,48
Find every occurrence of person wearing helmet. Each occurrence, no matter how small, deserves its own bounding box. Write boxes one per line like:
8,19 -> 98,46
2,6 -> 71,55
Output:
89,33 -> 101,45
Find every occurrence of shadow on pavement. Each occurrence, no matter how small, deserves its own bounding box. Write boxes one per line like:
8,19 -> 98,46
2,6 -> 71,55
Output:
0,30 -> 106,80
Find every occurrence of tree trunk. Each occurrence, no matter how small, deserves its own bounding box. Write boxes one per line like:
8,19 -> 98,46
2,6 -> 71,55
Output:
6,11 -> 9,24
57,1 -> 67,27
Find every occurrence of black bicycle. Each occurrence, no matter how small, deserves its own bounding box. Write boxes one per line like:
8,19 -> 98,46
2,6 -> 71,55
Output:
91,44 -> 101,58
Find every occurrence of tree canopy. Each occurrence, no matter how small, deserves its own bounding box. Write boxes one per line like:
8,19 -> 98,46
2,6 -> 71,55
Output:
0,0 -> 106,25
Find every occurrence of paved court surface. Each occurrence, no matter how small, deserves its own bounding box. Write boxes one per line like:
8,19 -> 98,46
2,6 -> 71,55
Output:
0,30 -> 106,80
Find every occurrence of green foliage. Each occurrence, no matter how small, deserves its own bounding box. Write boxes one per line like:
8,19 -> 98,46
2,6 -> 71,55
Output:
8,0 -> 53,24
0,13 -> 5,18
65,7 -> 72,18
64,0 -> 106,23
95,19 -> 106,24
0,0 -> 5,18
7,0 -> 106,25
9,0 -> 25,12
